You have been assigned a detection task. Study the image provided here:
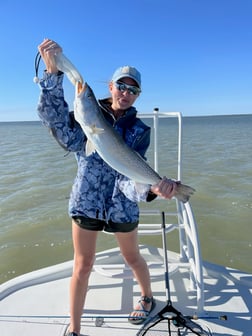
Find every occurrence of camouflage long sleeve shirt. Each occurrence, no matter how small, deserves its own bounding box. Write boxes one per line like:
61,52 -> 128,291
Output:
37,72 -> 155,224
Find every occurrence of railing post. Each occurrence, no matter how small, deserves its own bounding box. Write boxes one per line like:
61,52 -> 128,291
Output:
177,112 -> 182,181
153,107 -> 159,171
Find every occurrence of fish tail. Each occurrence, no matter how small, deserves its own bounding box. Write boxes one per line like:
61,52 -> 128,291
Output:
54,53 -> 84,86
175,183 -> 196,203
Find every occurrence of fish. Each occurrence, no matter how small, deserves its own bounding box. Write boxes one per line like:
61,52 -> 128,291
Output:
54,53 -> 83,85
54,53 -> 195,203
73,81 -> 195,203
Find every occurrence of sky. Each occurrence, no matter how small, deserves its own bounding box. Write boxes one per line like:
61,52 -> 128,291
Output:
0,0 -> 251,121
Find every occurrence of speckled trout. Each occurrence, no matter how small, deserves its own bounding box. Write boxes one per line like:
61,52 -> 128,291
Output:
73,82 -> 194,203
54,53 -> 195,203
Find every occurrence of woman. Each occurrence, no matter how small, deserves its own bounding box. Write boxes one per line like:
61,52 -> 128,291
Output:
37,38 -> 177,336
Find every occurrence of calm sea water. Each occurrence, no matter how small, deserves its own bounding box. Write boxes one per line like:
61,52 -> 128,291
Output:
0,114 -> 251,284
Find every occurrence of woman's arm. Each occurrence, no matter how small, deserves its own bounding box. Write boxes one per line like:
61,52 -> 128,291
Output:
37,39 -> 85,152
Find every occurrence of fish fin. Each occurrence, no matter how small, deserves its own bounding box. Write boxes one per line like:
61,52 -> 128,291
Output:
85,139 -> 96,156
87,124 -> 104,135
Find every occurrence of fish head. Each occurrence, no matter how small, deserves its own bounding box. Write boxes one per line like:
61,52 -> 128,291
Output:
76,80 -> 85,96
74,81 -> 87,126
74,81 -> 101,130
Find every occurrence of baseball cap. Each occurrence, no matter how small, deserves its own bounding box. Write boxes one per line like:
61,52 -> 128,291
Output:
111,66 -> 141,89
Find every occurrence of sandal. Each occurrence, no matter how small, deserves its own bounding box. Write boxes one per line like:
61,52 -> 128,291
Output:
64,325 -> 79,336
128,296 -> 156,325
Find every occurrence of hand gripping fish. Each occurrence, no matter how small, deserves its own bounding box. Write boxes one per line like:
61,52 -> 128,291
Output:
55,53 -> 195,203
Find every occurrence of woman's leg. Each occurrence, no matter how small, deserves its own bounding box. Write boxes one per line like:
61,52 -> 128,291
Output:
69,221 -> 98,335
115,228 -> 153,317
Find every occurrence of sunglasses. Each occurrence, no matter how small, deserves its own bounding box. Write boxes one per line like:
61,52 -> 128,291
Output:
114,81 -> 141,96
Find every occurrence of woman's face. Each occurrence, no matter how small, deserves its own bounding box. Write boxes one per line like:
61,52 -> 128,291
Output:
109,77 -> 140,112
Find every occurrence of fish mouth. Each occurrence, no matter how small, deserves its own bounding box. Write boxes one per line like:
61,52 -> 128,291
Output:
76,81 -> 87,96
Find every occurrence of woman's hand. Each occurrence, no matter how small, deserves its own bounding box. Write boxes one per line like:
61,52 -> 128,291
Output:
38,38 -> 62,73
150,177 -> 177,199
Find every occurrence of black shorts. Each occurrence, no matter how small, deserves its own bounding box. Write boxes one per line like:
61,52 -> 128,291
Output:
72,216 -> 138,233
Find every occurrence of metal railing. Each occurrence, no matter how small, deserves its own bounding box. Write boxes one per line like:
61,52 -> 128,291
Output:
137,109 -> 205,313
139,108 -> 182,180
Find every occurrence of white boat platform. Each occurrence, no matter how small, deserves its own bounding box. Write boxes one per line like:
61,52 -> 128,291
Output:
1,214 -> 251,336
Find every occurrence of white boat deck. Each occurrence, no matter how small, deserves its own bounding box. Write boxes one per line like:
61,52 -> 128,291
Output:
0,245 -> 251,336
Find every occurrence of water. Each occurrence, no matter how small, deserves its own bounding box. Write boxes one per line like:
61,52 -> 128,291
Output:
0,115 -> 251,284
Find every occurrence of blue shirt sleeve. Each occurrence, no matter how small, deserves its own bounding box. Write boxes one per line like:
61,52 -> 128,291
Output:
117,175 -> 151,202
37,71 -> 86,152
